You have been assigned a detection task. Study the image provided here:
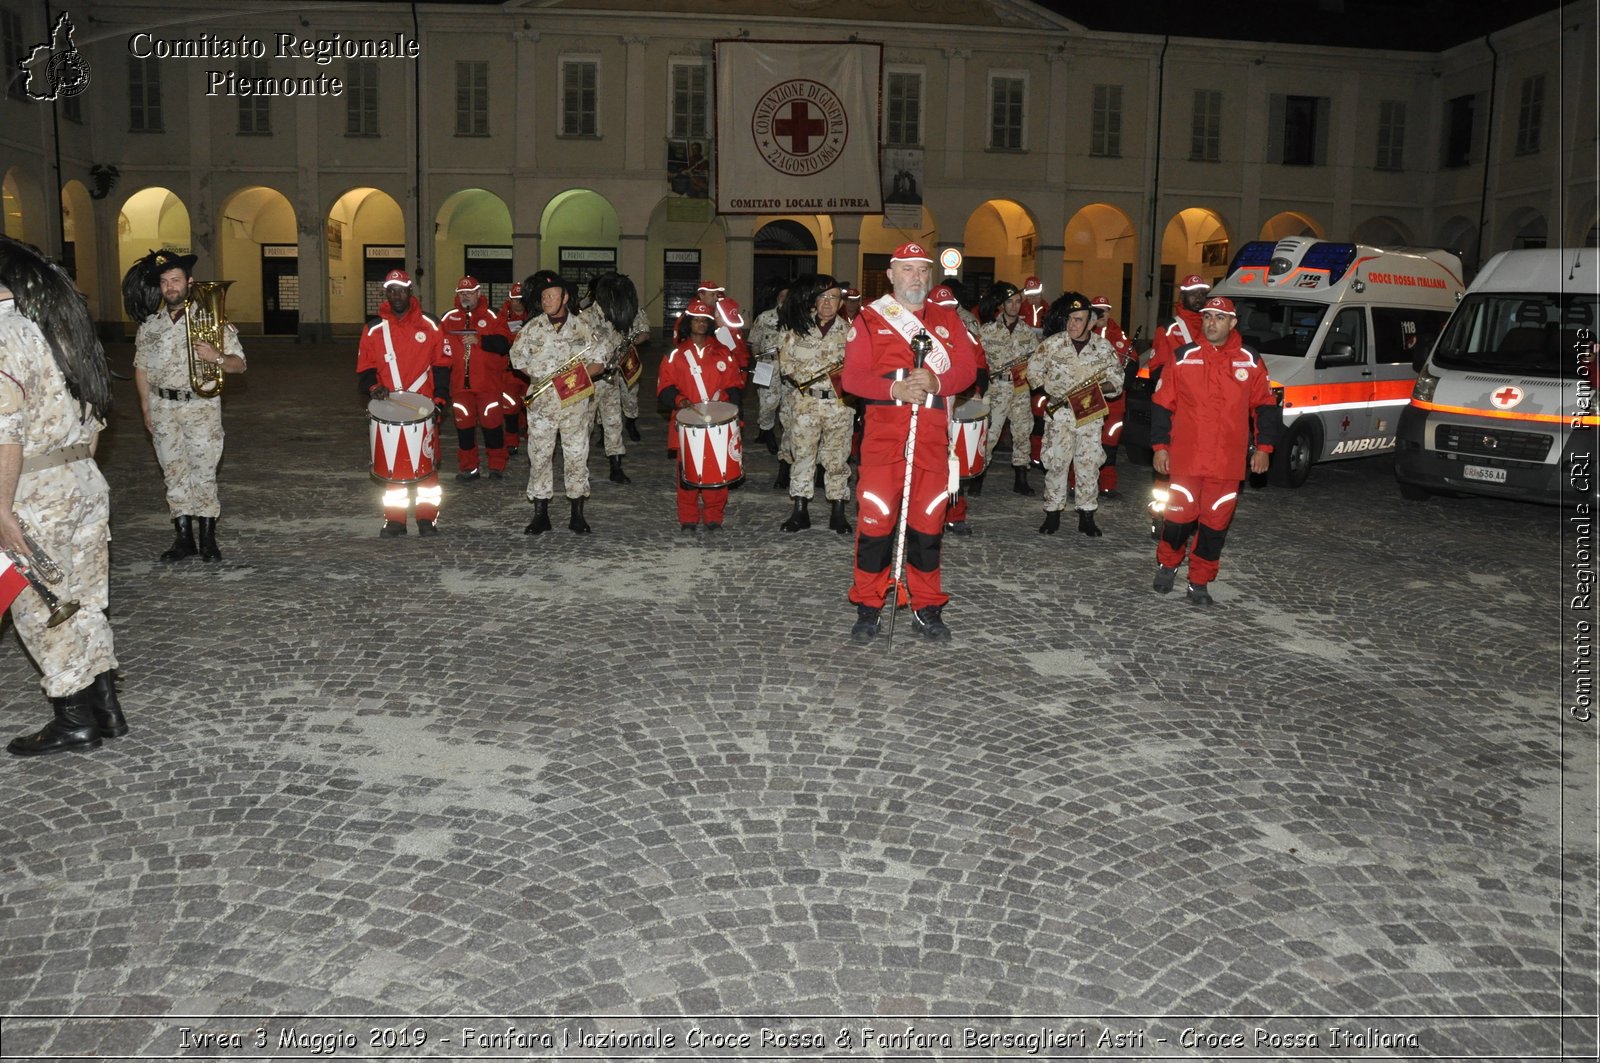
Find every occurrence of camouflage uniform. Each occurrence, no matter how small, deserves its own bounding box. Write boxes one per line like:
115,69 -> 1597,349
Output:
134,308 -> 245,517
511,311 -> 597,501
619,309 -> 649,422
747,307 -> 783,433
580,304 -> 629,459
979,316 -> 1036,470
0,303 -> 116,697
1027,331 -> 1123,513
778,323 -> 853,501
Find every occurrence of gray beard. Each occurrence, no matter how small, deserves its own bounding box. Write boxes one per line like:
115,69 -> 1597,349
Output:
896,283 -> 928,306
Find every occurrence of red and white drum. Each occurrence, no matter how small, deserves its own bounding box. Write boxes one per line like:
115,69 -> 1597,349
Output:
676,400 -> 744,488
950,398 -> 989,480
368,391 -> 438,484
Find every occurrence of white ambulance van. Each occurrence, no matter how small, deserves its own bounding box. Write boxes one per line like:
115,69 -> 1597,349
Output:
1394,248 -> 1598,506
1208,238 -> 1464,487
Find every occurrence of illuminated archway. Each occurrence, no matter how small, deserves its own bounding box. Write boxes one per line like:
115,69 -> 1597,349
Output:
1159,207 -> 1230,320
326,187 -> 404,325
752,214 -> 832,295
218,186 -> 298,333
962,199 -> 1038,300
1259,210 -> 1324,242
60,180 -> 97,303
540,189 -> 621,298
644,196 -> 728,334
435,188 -> 513,312
1063,203 -> 1138,330
118,187 -> 192,323
2,168 -> 44,244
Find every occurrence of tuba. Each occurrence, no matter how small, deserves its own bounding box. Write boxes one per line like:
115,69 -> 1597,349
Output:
185,280 -> 232,398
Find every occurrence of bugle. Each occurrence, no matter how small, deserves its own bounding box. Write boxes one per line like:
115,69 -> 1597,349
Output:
5,519 -> 80,628
522,342 -> 598,407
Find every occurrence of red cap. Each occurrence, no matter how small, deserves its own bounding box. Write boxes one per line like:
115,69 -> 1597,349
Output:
1201,296 -> 1236,317
843,287 -> 860,299
1022,276 -> 1043,295
697,280 -> 725,294
715,297 -> 745,328
890,242 -> 933,264
455,276 -> 481,293
929,285 -> 958,306
1180,274 -> 1211,291
382,269 -> 412,288
684,299 -> 716,319
1090,294 -> 1111,308
509,281 -> 522,297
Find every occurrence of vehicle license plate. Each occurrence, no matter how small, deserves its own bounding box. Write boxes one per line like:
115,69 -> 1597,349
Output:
1463,464 -> 1507,484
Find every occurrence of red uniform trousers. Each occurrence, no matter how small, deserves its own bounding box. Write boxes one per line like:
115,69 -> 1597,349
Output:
453,387 -> 507,472
677,483 -> 728,525
383,472 -> 441,525
849,454 -> 951,610
1099,392 -> 1126,491
1156,475 -> 1241,585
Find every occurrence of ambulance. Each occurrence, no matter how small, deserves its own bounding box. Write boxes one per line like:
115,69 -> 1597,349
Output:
1394,248 -> 1598,506
1209,238 -> 1464,487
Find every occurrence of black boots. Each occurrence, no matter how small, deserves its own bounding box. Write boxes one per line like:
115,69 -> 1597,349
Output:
624,417 -> 641,442
773,460 -> 791,491
1077,508 -> 1103,537
8,686 -> 100,756
1013,466 -> 1034,495
608,455 -> 630,484
380,520 -> 407,537
196,516 -> 222,561
967,471 -> 985,496
1039,510 -> 1061,535
524,499 -> 552,535
828,500 -> 852,534
781,496 -> 810,532
415,519 -> 438,537
569,497 -> 591,534
160,516 -> 197,561
91,671 -> 127,738
758,427 -> 779,454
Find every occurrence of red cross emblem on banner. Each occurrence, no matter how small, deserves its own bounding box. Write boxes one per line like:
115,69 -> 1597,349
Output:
774,100 -> 827,155
1489,385 -> 1523,410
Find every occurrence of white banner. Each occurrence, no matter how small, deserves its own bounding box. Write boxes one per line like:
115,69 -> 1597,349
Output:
715,40 -> 882,216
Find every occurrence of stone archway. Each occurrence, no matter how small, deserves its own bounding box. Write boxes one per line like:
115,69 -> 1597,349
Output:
326,187 -> 404,327
1259,210 -> 1324,242
219,185 -> 298,334
436,188 -> 513,313
1063,202 -> 1138,330
117,187 -> 192,325
962,199 -> 1038,301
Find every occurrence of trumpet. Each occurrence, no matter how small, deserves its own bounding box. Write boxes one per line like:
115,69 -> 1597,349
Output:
186,279 -> 233,398
785,359 -> 845,391
522,342 -> 598,407
5,518 -> 80,628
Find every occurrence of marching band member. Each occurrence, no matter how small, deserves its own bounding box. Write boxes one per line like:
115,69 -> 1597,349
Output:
839,285 -> 861,322
440,276 -> 513,482
510,270 -> 602,535
1027,293 -> 1124,537
499,281 -> 529,455
714,295 -> 751,381
129,249 -> 247,562
775,275 -> 853,534
581,272 -> 646,486
1,237 -> 124,756
356,269 -> 448,537
747,283 -> 787,454
936,284 -> 987,536
842,242 -> 977,643
975,280 -> 1037,497
1090,293 -> 1136,498
1145,274 -> 1212,538
658,300 -> 743,532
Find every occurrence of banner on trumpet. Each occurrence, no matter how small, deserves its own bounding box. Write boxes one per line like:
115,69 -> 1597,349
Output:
0,553 -> 29,614
550,362 -> 595,406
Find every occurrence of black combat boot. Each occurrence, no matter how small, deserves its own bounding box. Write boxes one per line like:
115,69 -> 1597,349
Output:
379,520 -> 407,538
8,686 -> 100,756
624,417 -> 641,442
90,671 -> 128,738
160,516 -> 197,562
780,497 -> 810,532
758,427 -> 779,454
1013,466 -> 1034,496
772,460 -> 791,491
828,500 -> 852,535
196,516 -> 222,561
967,471 -> 985,496
850,604 -> 881,644
609,455 -> 630,484
524,499 -> 552,535
1077,509 -> 1103,537
1039,510 -> 1061,535
569,497 -> 591,534
415,519 -> 438,537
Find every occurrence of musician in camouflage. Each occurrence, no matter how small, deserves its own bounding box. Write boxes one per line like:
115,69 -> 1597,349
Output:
976,281 -> 1037,496
1027,292 -> 1123,537
131,250 -> 247,562
581,273 -> 649,486
746,284 -> 787,454
510,270 -> 602,534
776,275 -> 854,534
0,236 -> 124,756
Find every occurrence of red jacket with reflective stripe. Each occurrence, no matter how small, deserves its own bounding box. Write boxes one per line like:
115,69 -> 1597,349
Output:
1151,330 -> 1280,482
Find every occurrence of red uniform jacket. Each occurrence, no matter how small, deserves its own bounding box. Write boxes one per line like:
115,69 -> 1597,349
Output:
657,338 -> 743,406
440,298 -> 513,398
357,297 -> 447,399
841,300 -> 978,471
1147,307 -> 1204,376
1151,330 -> 1281,482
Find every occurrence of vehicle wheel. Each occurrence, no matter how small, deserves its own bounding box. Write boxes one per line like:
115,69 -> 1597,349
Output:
1397,480 -> 1432,501
1269,421 -> 1315,488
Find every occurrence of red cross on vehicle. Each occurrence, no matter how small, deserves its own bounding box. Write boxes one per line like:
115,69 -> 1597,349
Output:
1490,385 -> 1523,409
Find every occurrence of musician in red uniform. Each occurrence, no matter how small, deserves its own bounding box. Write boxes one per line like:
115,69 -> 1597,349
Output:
842,243 -> 978,643
1144,274 -> 1211,536
657,300 -> 744,532
499,281 -> 529,454
356,270 -> 449,537
440,276 -> 513,482
1089,294 -> 1136,497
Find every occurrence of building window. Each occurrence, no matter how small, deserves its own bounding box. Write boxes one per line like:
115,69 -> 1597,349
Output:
2,9 -> 24,101
346,60 -> 378,136
128,56 -> 162,132
1443,93 -> 1475,168
988,73 -> 1025,151
669,60 -> 707,140
1091,84 -> 1122,158
561,57 -> 599,137
1515,74 -> 1544,156
1375,99 -> 1405,171
456,60 -> 488,136
1190,89 -> 1221,162
885,68 -> 922,146
237,59 -> 270,135
1275,94 -> 1329,165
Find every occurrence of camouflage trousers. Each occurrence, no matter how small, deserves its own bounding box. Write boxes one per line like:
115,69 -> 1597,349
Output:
150,394 -> 225,517
1042,413 -> 1106,513
620,377 -> 640,420
775,381 -> 797,463
525,394 -> 593,500
7,459 -> 116,697
984,377 -> 1034,469
786,391 -> 854,501
756,377 -> 781,431
591,376 -> 627,457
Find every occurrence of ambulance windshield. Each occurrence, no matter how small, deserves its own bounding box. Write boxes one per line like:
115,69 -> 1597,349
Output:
1433,292 -> 1596,378
1227,297 -> 1328,358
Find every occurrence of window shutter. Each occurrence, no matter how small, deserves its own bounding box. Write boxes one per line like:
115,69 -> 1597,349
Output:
1266,94 -> 1285,163
1315,96 -> 1331,165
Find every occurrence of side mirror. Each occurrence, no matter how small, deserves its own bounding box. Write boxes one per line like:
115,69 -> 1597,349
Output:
1319,341 -> 1357,367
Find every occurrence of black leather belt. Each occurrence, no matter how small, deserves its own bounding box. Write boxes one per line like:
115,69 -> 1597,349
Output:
155,387 -> 196,401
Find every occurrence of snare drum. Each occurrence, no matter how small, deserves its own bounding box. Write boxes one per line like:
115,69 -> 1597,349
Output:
368,391 -> 438,484
676,400 -> 744,489
950,399 -> 989,479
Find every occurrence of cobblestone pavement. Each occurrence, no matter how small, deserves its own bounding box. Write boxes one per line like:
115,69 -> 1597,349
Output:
0,342 -> 1593,1061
